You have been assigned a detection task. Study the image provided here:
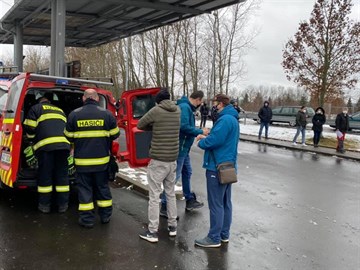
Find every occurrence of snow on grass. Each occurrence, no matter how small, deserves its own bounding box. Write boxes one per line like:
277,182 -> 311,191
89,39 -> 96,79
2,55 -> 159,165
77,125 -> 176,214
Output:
197,118 -> 360,152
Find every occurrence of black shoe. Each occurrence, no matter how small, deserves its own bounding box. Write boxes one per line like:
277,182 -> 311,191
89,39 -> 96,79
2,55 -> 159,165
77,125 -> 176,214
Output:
186,198 -> 204,211
58,204 -> 68,213
159,204 -> 179,220
78,219 -> 94,229
101,217 -> 111,224
38,204 -> 51,214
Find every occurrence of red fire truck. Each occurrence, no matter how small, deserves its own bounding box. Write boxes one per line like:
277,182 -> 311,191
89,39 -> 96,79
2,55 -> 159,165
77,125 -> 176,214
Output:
0,72 -> 160,189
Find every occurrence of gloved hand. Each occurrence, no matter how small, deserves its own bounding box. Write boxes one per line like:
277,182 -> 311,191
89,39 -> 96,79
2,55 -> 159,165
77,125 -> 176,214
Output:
23,146 -> 38,168
108,155 -> 119,182
68,155 -> 76,176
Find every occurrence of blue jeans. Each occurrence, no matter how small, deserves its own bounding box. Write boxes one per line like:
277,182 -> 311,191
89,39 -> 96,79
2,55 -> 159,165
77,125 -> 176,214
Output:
258,122 -> 269,138
293,126 -> 306,144
206,170 -> 232,243
161,154 -> 194,205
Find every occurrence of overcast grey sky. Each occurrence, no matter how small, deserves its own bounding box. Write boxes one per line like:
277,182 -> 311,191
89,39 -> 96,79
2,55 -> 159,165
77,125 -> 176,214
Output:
243,0 -> 360,89
1,0 -> 359,96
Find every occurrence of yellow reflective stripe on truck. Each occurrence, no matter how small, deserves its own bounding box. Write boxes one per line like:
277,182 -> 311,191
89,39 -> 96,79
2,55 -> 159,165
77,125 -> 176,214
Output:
3,118 -> 14,124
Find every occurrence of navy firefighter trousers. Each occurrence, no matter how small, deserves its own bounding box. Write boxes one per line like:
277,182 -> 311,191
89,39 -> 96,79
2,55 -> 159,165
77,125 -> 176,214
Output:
77,170 -> 112,225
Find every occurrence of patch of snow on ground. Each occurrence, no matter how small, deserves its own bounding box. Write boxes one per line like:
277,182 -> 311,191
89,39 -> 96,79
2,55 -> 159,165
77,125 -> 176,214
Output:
197,118 -> 360,152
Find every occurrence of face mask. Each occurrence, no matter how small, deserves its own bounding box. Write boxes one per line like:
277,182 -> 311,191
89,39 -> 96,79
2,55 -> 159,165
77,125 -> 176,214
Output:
343,111 -> 348,114
317,110 -> 322,114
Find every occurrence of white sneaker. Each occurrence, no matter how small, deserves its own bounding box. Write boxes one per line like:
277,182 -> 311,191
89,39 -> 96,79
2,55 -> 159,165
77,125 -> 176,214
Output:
302,143 -> 307,146
292,142 -> 297,145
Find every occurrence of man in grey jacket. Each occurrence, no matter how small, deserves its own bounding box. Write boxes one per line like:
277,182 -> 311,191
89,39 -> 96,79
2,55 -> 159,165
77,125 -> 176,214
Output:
137,89 -> 181,243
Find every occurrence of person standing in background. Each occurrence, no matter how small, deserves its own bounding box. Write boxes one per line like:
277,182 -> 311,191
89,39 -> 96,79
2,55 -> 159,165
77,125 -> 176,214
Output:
335,107 -> 350,153
312,107 -> 326,147
200,102 -> 209,128
257,101 -> 272,140
210,101 -> 218,125
231,100 -> 241,114
292,106 -> 308,146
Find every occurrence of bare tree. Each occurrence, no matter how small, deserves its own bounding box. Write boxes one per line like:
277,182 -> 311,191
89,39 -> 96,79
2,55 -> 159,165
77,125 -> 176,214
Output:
205,1 -> 258,96
23,46 -> 50,73
282,0 -> 360,107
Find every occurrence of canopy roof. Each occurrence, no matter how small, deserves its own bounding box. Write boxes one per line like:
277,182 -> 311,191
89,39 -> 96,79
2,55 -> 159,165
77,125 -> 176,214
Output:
0,0 -> 242,47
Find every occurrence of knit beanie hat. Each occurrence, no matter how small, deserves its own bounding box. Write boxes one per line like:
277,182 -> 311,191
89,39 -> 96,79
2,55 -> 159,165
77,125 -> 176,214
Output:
155,89 -> 170,104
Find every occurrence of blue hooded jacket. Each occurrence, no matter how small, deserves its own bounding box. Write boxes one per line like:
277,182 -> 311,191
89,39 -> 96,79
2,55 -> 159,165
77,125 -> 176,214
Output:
177,96 -> 204,157
198,105 -> 239,172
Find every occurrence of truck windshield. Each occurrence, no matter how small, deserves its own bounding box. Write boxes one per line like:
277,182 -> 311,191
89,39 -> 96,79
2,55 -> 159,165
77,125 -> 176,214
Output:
5,78 -> 25,117
0,93 -> 8,111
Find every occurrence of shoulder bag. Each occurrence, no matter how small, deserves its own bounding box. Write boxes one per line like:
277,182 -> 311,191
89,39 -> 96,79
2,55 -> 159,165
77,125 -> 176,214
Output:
210,151 -> 237,184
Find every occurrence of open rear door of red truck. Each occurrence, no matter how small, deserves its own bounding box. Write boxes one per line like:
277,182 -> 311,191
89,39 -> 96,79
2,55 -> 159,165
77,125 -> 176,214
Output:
116,87 -> 161,167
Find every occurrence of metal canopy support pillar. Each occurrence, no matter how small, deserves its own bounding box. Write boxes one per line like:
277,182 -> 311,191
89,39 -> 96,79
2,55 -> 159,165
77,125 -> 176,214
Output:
50,0 -> 56,75
14,20 -> 23,72
51,0 -> 66,77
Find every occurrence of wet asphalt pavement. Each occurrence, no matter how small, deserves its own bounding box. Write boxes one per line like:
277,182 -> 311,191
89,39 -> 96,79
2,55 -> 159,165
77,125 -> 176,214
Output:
0,141 -> 359,270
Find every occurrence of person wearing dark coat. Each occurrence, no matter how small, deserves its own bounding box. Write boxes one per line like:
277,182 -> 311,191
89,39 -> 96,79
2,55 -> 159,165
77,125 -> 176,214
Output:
312,107 -> 326,147
200,102 -> 209,128
292,106 -> 308,146
335,107 -> 350,153
258,101 -> 272,139
230,100 -> 241,114
210,103 -> 218,125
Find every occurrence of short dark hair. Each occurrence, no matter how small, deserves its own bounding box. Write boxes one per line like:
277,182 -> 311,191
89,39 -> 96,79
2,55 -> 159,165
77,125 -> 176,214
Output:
190,91 -> 204,100
214,94 -> 230,106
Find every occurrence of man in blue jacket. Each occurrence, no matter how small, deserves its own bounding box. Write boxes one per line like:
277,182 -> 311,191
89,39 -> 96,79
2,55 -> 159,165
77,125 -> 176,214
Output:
195,93 -> 239,248
160,91 -> 209,216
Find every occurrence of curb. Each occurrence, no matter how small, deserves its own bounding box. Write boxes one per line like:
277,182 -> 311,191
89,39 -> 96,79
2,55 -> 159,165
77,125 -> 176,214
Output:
240,134 -> 360,162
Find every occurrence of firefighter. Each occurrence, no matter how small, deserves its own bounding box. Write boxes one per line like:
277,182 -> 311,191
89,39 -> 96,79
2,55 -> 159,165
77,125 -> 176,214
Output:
65,89 -> 120,228
23,92 -> 71,213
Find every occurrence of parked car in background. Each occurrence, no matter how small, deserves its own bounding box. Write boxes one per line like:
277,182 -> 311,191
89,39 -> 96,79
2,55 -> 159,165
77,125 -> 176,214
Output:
252,106 -> 315,127
328,111 -> 360,131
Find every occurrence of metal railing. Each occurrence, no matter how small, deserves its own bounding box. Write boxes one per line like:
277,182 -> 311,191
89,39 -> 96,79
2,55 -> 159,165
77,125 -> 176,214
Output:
0,66 -> 18,73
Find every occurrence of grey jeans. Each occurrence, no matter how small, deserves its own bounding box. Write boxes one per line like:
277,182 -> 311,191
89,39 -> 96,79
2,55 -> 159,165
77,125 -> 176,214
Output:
147,159 -> 177,233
